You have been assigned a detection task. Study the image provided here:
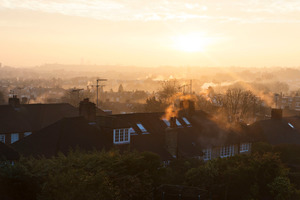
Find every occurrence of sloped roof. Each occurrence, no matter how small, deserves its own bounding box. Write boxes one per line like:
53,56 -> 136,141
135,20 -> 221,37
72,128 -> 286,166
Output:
0,105 -> 31,134
0,103 -> 79,134
0,142 -> 19,160
107,110 -> 248,158
17,103 -> 79,131
250,117 -> 300,145
12,117 -> 111,158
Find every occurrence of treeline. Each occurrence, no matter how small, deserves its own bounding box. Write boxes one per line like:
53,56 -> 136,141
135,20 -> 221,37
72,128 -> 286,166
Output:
0,147 -> 300,200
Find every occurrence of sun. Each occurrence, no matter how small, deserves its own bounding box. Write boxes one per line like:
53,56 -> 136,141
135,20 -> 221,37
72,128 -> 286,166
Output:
173,33 -> 211,52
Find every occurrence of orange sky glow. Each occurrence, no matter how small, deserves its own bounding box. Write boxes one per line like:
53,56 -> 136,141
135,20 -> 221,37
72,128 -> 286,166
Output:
1,0 -> 300,67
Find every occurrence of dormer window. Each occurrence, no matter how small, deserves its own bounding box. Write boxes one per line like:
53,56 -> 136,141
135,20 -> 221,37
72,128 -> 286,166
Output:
182,117 -> 192,127
113,128 -> 131,144
163,119 -> 170,127
136,123 -> 148,134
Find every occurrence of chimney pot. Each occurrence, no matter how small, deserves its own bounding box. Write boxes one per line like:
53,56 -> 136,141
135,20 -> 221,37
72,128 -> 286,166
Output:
271,108 -> 282,120
79,98 -> 96,121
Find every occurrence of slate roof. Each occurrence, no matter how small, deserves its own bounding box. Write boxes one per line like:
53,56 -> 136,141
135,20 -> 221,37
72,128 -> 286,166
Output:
250,117 -> 300,145
0,142 -> 20,161
0,103 -> 78,134
0,105 -> 31,134
17,103 -> 79,131
105,110 -> 249,158
12,117 -> 111,158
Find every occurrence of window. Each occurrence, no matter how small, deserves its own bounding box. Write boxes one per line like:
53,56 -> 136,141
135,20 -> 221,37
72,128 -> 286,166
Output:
203,148 -> 212,161
24,132 -> 32,137
163,119 -> 170,127
220,145 -> 235,158
240,143 -> 251,153
0,134 -> 5,143
176,119 -> 182,127
113,128 -> 130,144
136,123 -> 148,134
182,117 -> 192,127
11,133 -> 19,144
288,123 -> 294,129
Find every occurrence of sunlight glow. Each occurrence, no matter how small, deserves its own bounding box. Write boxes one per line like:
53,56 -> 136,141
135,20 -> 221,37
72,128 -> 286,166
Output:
173,33 -> 211,52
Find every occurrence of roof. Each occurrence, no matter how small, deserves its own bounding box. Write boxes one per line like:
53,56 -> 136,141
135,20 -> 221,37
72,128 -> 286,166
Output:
104,110 -> 249,158
17,103 -> 79,131
0,103 -> 79,133
12,117 -> 111,158
250,117 -> 300,145
0,142 -> 20,161
0,105 -> 31,134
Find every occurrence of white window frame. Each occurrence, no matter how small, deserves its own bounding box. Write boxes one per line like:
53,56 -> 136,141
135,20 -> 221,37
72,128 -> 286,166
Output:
220,145 -> 235,158
203,148 -> 212,161
136,123 -> 148,134
113,128 -> 131,144
240,143 -> 251,153
0,134 -> 5,143
24,132 -> 32,137
11,133 -> 19,144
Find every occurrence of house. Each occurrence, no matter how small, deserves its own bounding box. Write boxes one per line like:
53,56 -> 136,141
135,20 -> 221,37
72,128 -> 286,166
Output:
11,99 -> 253,162
12,117 -> 111,158
97,100 -> 252,161
0,96 -> 107,145
250,108 -> 300,145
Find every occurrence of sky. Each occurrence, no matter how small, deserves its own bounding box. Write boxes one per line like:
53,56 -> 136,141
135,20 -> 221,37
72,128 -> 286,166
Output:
1,0 -> 300,67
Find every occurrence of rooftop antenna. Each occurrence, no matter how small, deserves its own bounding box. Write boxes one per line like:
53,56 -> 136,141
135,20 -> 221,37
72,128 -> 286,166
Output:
96,78 -> 107,108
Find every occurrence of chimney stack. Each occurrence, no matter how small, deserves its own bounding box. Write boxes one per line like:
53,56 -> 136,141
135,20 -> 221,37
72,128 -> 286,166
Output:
271,108 -> 282,120
79,98 -> 96,122
165,117 -> 178,158
180,100 -> 195,116
9,95 -> 20,107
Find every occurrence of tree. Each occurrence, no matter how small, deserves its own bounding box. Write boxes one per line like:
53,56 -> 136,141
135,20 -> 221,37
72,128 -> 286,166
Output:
60,89 -> 93,107
185,153 -> 293,200
157,80 -> 179,103
0,150 -> 163,200
221,88 -> 257,122
144,96 -> 167,112
145,80 -> 180,112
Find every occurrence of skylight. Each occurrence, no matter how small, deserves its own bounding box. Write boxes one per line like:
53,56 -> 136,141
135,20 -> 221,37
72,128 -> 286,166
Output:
163,119 -> 170,127
182,117 -> 192,126
288,123 -> 294,129
176,119 -> 182,127
137,123 -> 148,133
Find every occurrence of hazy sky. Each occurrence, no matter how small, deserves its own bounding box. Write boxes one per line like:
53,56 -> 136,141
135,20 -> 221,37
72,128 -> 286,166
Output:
1,0 -> 300,67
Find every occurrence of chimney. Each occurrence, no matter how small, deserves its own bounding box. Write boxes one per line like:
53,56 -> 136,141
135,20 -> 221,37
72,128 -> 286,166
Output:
165,117 -> 178,158
79,98 -> 96,122
271,108 -> 282,120
179,99 -> 195,116
9,95 -> 20,107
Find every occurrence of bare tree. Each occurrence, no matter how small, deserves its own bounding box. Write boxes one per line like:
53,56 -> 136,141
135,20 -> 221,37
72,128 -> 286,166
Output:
157,80 -> 180,103
223,88 -> 257,122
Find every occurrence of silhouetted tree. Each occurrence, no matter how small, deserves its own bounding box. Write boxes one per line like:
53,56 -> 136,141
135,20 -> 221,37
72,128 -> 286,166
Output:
0,91 -> 5,105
